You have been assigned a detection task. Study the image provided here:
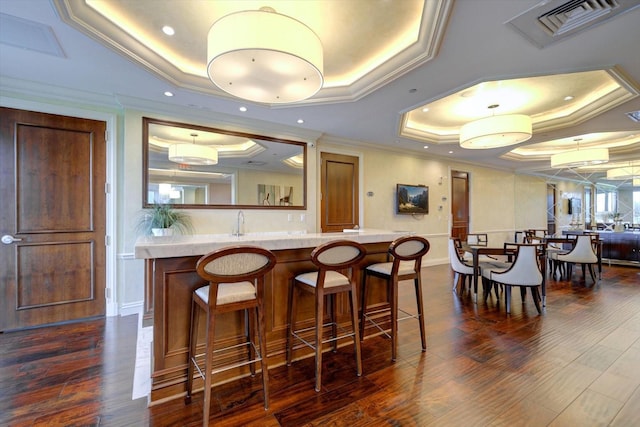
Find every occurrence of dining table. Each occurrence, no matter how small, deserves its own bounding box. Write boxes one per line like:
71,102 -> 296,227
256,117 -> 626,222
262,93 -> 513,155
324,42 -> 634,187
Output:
461,243 -> 548,306
461,244 -> 512,304
462,235 -> 603,308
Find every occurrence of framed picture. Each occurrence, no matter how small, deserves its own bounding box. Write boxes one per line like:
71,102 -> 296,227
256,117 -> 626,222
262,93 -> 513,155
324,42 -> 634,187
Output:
396,184 -> 428,215
258,184 -> 293,206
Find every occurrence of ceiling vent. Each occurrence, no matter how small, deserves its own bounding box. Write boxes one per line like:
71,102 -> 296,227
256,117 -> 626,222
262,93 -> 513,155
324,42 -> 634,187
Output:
626,110 -> 640,122
0,13 -> 65,57
506,0 -> 640,48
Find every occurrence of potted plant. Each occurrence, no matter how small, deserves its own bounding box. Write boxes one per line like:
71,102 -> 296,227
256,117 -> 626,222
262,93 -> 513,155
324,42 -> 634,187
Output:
136,204 -> 193,236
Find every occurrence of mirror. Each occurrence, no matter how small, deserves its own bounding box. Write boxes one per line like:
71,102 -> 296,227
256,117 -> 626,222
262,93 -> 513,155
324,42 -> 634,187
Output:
143,117 -> 307,209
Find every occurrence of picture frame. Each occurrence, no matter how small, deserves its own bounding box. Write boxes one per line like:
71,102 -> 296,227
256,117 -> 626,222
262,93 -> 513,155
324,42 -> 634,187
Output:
396,184 -> 428,215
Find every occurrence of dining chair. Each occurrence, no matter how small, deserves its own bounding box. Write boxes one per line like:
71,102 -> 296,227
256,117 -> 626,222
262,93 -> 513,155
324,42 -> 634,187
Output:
449,238 -> 475,294
463,233 -> 503,263
525,232 -> 557,276
556,234 -> 599,283
359,235 -> 430,361
466,233 -> 488,246
481,243 -> 544,314
185,245 -> 277,427
543,234 -> 576,279
286,239 -> 366,392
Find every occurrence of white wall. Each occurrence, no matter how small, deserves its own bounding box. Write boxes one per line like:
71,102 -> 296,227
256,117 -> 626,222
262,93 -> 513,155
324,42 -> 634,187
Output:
2,91 -> 584,317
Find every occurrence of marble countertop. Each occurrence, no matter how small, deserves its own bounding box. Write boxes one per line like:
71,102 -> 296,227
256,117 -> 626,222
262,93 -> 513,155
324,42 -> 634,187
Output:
134,229 -> 412,259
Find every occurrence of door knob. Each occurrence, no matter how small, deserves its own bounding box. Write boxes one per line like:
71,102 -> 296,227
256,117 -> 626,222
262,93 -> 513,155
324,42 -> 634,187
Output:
1,235 -> 23,244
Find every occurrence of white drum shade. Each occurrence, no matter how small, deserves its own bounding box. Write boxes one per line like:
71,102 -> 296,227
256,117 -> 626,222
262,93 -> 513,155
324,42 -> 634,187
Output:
207,9 -> 323,104
168,144 -> 218,165
459,114 -> 532,149
550,148 -> 609,168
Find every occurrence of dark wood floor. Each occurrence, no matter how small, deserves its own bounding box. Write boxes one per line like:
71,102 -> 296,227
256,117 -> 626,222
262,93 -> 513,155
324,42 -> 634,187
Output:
2,263 -> 639,426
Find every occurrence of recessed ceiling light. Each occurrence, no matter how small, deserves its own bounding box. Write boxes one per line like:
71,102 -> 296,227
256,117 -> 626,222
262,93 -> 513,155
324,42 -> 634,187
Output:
422,108 -> 429,113
162,26 -> 175,36
297,119 -> 304,124
423,145 -> 429,149
564,95 -> 574,101
448,150 -> 454,154
163,91 -> 174,97
239,106 -> 247,112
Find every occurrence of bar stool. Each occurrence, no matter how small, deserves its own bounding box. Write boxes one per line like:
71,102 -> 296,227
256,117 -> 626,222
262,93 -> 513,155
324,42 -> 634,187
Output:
185,245 -> 276,426
286,240 -> 366,392
359,235 -> 430,361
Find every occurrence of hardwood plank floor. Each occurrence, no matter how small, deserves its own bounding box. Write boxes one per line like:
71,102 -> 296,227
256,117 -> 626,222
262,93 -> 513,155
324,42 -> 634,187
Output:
1,263 -> 639,426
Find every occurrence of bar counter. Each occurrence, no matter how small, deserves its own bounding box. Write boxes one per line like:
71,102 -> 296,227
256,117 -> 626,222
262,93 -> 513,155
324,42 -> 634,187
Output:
134,229 -> 410,404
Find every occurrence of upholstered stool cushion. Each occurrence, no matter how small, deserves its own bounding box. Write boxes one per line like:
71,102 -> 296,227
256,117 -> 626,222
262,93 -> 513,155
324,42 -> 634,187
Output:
295,270 -> 349,288
195,282 -> 256,305
366,260 -> 415,276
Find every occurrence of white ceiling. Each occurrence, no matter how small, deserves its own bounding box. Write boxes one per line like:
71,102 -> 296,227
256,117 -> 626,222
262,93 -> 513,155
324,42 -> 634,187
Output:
1,0 -> 639,185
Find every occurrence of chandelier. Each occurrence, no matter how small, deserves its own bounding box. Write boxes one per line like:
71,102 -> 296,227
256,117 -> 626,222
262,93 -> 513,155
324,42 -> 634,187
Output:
207,8 -> 323,104
168,133 -> 218,165
459,105 -> 532,149
550,139 -> 609,168
606,163 -> 639,180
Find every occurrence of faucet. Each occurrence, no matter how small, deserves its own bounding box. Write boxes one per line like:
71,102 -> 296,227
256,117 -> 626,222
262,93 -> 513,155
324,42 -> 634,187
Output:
235,210 -> 244,236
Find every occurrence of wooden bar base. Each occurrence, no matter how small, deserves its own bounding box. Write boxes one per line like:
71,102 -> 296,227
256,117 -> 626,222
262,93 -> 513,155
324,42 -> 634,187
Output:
146,242 -> 392,404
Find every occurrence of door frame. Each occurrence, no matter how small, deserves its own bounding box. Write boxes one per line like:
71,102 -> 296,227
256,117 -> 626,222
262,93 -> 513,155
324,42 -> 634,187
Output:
1,97 -> 118,317
316,148 -> 363,231
450,169 -> 470,240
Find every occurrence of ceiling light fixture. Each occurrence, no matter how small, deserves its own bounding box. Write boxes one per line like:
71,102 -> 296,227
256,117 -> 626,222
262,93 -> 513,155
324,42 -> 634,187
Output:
606,163 -> 639,180
168,133 -> 218,165
459,104 -> 532,149
550,140 -> 609,168
207,7 -> 323,104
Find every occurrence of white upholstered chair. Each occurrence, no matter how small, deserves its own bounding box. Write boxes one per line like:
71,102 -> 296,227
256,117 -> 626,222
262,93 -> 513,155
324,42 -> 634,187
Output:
466,233 -> 488,246
449,238 -> 475,294
557,234 -> 599,283
185,245 -> 277,426
463,233 -> 504,263
481,244 -> 544,314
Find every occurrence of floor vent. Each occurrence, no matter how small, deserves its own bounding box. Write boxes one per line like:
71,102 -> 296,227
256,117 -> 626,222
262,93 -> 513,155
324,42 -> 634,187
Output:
506,0 -> 640,48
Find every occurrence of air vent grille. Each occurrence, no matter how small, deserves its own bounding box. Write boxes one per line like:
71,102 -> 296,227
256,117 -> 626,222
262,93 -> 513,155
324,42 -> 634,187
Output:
538,0 -> 619,36
506,0 -> 640,48
626,110 -> 640,122
0,13 -> 65,57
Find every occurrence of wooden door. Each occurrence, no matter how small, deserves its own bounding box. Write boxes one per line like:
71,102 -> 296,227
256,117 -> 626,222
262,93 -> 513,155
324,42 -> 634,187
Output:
547,184 -> 557,235
451,170 -> 469,240
0,107 -> 106,331
320,152 -> 359,232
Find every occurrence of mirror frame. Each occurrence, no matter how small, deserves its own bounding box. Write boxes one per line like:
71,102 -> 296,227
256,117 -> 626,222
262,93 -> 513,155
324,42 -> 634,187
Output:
142,117 -> 307,210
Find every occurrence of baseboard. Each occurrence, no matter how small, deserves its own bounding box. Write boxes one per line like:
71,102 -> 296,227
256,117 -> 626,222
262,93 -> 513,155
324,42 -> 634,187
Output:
120,301 -> 144,317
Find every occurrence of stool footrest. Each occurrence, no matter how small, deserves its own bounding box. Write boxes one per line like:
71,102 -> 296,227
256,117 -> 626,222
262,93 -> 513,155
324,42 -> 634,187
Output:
363,307 -> 421,339
291,321 -> 356,351
191,340 -> 263,377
